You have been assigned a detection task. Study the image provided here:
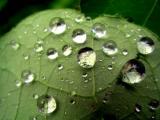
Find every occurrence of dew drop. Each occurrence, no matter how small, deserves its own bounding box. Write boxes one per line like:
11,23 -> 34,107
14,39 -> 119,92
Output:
10,41 -> 20,50
102,41 -> 118,56
47,48 -> 58,60
70,99 -> 76,105
148,99 -> 159,110
122,49 -> 128,56
137,37 -> 155,55
58,64 -> 63,70
37,95 -> 57,114
72,29 -> 87,44
121,59 -> 145,84
49,17 -> 66,35
34,43 -> 44,53
21,70 -> 35,84
78,47 -> 96,68
62,45 -> 72,56
107,64 -> 113,71
91,23 -> 106,38
75,15 -> 84,23
15,80 -> 22,87
135,104 -> 141,113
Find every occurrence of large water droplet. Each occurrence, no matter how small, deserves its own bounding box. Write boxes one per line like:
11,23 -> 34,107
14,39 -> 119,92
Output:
21,70 -> 35,84
78,47 -> 96,68
37,95 -> 57,114
91,23 -> 106,38
121,59 -> 145,84
62,45 -> 72,56
10,41 -> 20,50
137,37 -> 155,55
148,99 -> 159,110
72,29 -> 87,44
102,41 -> 118,56
47,48 -> 58,60
49,17 -> 66,35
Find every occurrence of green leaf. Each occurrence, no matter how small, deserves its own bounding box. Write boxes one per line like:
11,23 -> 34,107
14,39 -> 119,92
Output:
80,0 -> 160,37
0,9 -> 160,120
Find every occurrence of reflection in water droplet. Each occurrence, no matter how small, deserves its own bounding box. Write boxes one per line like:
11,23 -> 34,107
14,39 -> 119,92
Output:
21,70 -> 35,84
92,23 -> 106,38
137,37 -> 155,55
47,48 -> 58,60
49,17 -> 66,35
10,41 -> 20,50
37,95 -> 57,114
58,64 -> 63,70
78,47 -> 96,68
72,29 -> 87,44
16,80 -> 22,87
102,41 -> 118,56
121,59 -> 145,84
62,45 -> 72,56
148,99 -> 159,110
107,64 -> 113,71
135,104 -> 141,113
122,49 -> 128,56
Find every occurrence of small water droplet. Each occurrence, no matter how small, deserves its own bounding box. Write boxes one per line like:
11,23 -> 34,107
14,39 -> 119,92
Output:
21,70 -> 35,84
23,54 -> 29,60
82,73 -> 88,78
70,99 -> 76,105
78,47 -> 96,68
107,64 -> 113,71
10,41 -> 20,50
86,16 -> 92,21
71,91 -> 77,96
121,59 -> 145,84
122,49 -> 128,56
72,29 -> 87,44
15,80 -> 22,87
125,33 -> 131,38
148,99 -> 159,110
47,48 -> 58,60
75,15 -> 84,23
32,117 -> 37,120
33,94 -> 39,100
34,43 -> 44,53
58,64 -> 63,70
137,37 -> 155,55
62,45 -> 72,56
135,104 -> 141,113
102,41 -> 118,56
37,95 -> 57,114
92,23 -> 106,38
49,17 -> 66,35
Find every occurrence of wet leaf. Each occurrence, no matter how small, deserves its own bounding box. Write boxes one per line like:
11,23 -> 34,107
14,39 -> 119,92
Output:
0,9 -> 160,120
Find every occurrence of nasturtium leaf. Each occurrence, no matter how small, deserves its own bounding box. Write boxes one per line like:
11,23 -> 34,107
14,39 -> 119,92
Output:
0,9 -> 160,120
80,0 -> 160,36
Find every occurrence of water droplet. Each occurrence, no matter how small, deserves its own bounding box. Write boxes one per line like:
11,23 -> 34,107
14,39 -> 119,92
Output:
137,37 -> 155,55
70,99 -> 76,105
78,47 -> 96,68
107,64 -> 113,71
10,41 -> 20,50
21,70 -> 35,84
23,54 -> 29,60
71,91 -> 77,96
33,94 -> 39,100
37,95 -> 57,114
49,17 -> 66,35
122,49 -> 128,56
58,64 -> 63,70
62,45 -> 72,56
135,104 -> 141,113
102,41 -> 118,56
148,99 -> 159,110
15,80 -> 22,87
32,117 -> 37,120
121,59 -> 145,84
47,48 -> 58,60
75,15 -> 84,23
82,73 -> 88,78
91,23 -> 106,38
34,43 -> 44,53
86,16 -> 92,21
72,29 -> 87,44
